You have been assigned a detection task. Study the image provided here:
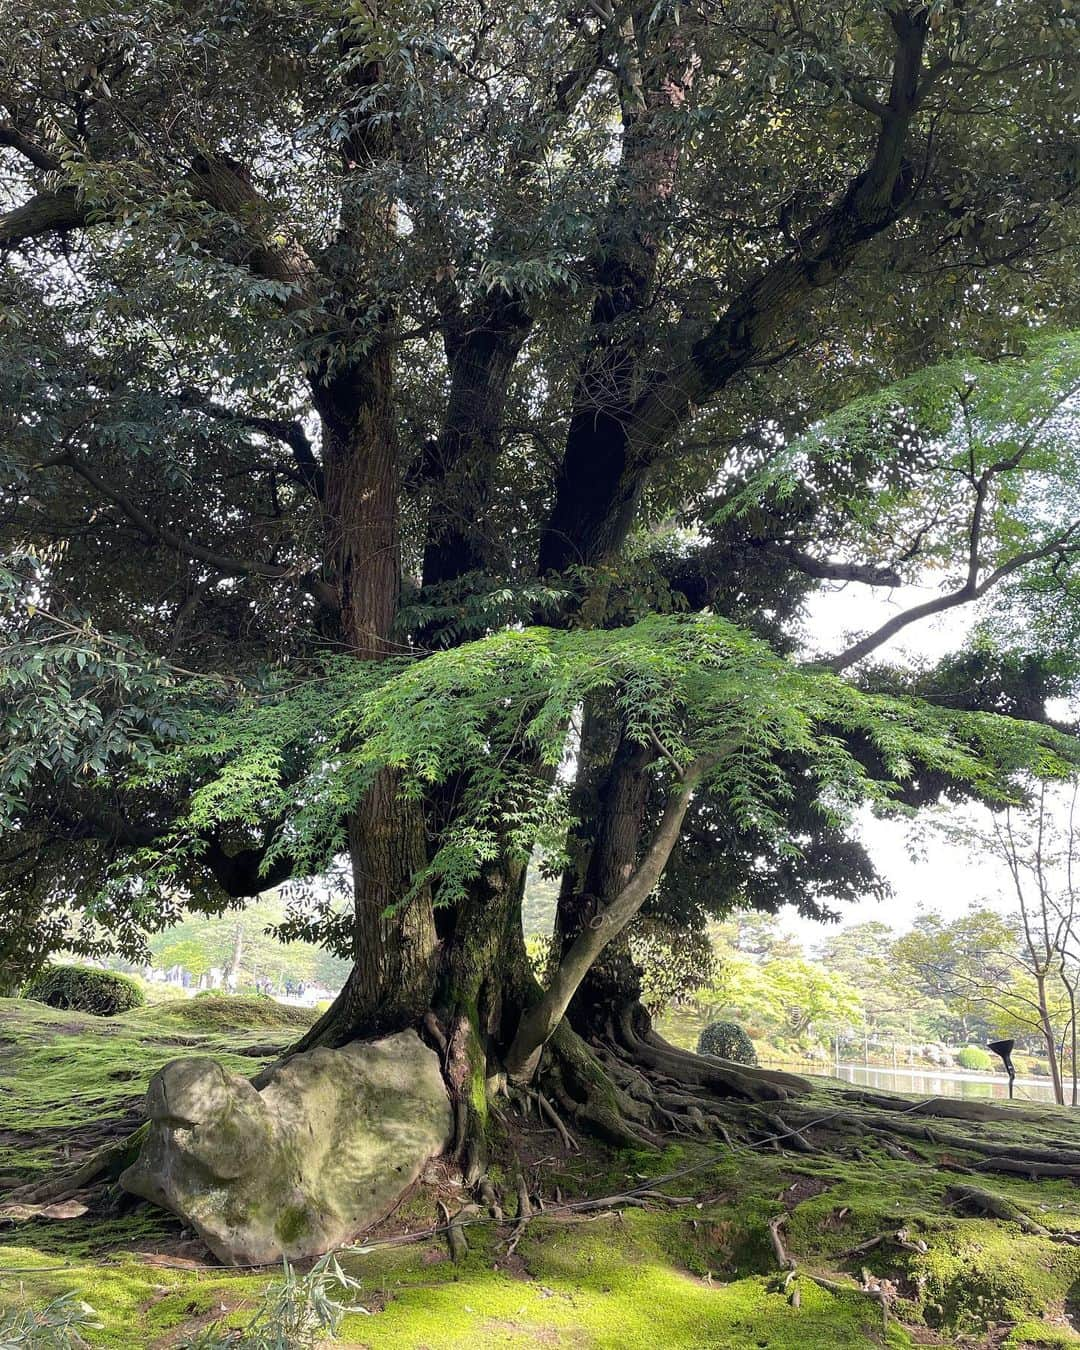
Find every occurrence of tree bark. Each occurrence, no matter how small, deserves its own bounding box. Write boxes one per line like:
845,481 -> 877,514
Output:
505,755 -> 710,1079
292,357 -> 439,1051
422,295 -> 531,587
553,702 -> 653,1036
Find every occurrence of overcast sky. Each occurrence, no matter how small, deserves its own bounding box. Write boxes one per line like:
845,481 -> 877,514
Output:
785,583 -> 1020,951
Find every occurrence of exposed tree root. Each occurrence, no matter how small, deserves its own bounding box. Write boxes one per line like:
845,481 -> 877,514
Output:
610,1006 -> 809,1102
839,1229 -> 928,1259
769,1213 -> 795,1269
972,1157 -> 1080,1181
16,997 -> 1080,1227
539,1022 -> 661,1149
769,1209 -> 891,1330
437,1199 -> 478,1262
849,1091 -> 1047,1125
944,1183 -> 1049,1233
4,1124 -> 147,1205
940,1183 -> 1080,1245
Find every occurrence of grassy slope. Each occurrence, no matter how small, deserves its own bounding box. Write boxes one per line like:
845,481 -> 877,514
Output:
0,998 -> 1079,1347
0,996 -> 311,1179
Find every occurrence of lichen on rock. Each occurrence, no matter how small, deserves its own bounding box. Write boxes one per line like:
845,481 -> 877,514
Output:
120,1029 -> 452,1265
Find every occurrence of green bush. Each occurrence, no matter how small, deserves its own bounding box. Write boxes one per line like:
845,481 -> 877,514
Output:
24,964 -> 145,1017
957,1044 -> 993,1072
697,1020 -> 758,1066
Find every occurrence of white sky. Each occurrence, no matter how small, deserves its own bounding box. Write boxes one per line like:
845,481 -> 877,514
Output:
783,583 -> 1024,950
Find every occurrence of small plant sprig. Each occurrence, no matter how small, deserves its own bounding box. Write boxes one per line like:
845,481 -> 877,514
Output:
0,1293 -> 101,1350
178,1253 -> 367,1350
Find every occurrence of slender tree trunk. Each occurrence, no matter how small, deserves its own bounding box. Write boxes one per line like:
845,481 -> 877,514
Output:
1036,973 -> 1065,1106
224,924 -> 243,990
553,703 -> 653,1037
507,755 -> 709,1079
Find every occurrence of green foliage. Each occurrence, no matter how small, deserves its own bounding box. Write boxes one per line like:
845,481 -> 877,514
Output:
892,908 -> 1068,1046
24,965 -> 144,1017
178,1254 -> 364,1350
120,612 -> 1077,915
147,893 -> 349,990
957,1045 -> 993,1072
0,0 -> 1078,996
695,924 -> 864,1054
721,332 -> 1080,628
814,922 -> 953,1046
0,556 -> 185,830
0,1293 -> 100,1348
697,1021 -> 758,1066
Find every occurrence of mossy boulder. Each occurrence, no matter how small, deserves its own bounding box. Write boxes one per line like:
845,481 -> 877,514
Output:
697,1020 -> 758,1066
119,1030 -> 452,1265
24,965 -> 144,1017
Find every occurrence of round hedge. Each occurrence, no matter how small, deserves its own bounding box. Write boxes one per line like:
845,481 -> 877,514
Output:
25,964 -> 145,1017
957,1044 -> 993,1072
697,1020 -> 758,1066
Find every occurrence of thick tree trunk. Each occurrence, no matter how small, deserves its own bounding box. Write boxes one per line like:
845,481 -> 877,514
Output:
421,296 -> 530,588
292,360 -> 438,1052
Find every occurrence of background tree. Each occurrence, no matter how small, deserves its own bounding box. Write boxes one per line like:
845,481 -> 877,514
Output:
894,899 -> 1077,1104
903,784 -> 1080,1104
816,920 -> 953,1048
694,933 -> 863,1057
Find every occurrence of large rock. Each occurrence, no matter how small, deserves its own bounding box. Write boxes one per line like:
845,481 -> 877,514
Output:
120,1030 -> 452,1265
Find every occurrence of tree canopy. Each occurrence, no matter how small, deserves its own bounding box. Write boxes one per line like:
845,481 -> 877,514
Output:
1,0 -> 1079,1128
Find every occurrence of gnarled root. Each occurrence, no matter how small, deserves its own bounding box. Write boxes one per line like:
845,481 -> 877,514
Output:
609,1002 -> 810,1102
4,1123 -> 148,1205
539,1022 -> 661,1150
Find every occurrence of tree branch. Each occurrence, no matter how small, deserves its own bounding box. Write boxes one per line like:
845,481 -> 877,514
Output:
772,546 -> 902,588
822,527 -> 1080,672
183,398 -> 325,500
505,752 -> 716,1079
0,123 -> 62,173
0,190 -> 88,248
60,455 -> 337,609
188,154 -> 319,310
623,10 -> 930,461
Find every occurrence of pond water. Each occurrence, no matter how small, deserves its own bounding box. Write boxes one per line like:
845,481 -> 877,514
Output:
825,1062 -> 1061,1104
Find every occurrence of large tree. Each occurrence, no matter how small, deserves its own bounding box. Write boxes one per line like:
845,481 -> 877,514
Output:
2,0 -> 1080,1172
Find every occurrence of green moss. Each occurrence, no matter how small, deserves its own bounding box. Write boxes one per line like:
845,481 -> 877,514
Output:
24,966 -> 145,1017
908,1221 -> 1080,1334
132,994 -> 315,1033
6,998 -> 1080,1346
274,1204 -> 312,1245
0,1247 -> 270,1348
0,997 -> 305,1181
1007,1319 -> 1080,1346
329,1214 -> 913,1349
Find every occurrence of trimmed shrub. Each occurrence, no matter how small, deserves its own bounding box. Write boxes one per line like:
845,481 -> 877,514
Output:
697,1020 -> 758,1066
150,994 -> 315,1030
25,964 -> 145,1017
957,1044 -> 993,1072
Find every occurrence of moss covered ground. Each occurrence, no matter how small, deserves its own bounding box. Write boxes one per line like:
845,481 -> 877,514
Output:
2,997 -> 1080,1347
